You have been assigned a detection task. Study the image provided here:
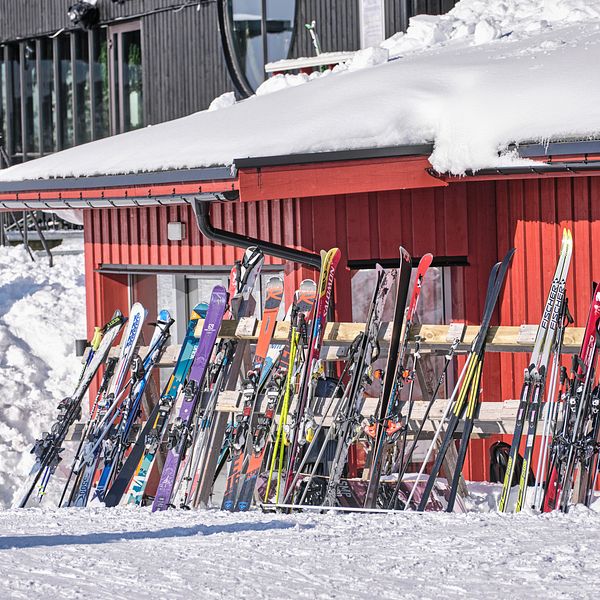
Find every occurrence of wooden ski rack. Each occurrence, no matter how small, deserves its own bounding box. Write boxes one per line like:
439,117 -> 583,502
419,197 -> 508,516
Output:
100,318 -> 582,507
113,319 -> 586,367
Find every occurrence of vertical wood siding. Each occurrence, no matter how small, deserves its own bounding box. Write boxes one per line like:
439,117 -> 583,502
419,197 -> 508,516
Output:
84,177 -> 600,484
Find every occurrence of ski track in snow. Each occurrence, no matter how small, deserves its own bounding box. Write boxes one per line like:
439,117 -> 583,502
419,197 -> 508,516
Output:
0,507 -> 599,599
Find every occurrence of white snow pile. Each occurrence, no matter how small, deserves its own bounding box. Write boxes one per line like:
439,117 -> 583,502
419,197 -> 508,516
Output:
0,0 -> 600,180
0,241 -> 86,508
2,506 -> 600,598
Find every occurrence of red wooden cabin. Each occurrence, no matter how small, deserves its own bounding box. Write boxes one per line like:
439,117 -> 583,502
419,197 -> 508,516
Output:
0,140 -> 598,481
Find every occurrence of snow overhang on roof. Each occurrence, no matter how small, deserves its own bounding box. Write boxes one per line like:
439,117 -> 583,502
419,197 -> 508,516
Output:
2,139 -> 600,210
0,145 -> 448,210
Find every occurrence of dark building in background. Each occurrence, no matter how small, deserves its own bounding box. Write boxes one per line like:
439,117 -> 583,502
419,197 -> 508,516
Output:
0,0 -> 457,166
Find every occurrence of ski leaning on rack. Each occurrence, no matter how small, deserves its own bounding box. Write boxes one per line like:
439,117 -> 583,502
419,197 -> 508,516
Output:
17,312 -> 126,508
152,285 -> 228,512
362,249 -> 420,508
498,230 -> 572,512
323,265 -> 395,506
417,248 -> 515,512
93,310 -> 174,503
68,302 -> 147,507
543,282 -> 600,512
221,276 -> 284,511
283,247 -> 342,502
103,304 -> 206,507
263,280 -> 317,505
234,279 -> 317,511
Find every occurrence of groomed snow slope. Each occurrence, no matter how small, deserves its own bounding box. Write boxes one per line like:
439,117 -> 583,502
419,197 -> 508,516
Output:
0,0 -> 599,180
0,243 -> 86,508
1,506 -> 599,599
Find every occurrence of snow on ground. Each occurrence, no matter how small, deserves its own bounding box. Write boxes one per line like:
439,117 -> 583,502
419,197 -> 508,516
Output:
1,506 -> 600,599
0,241 -> 86,508
0,0 -> 599,181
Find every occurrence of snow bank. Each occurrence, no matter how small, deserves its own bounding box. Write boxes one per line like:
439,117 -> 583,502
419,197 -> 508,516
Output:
1,506 -> 600,598
0,242 -> 86,508
0,0 -> 599,180
383,0 -> 600,57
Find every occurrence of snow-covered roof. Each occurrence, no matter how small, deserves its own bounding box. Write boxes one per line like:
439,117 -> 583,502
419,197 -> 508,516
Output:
0,0 -> 599,184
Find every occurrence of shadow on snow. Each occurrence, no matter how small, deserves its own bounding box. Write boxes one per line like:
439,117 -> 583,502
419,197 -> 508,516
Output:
0,519 -> 304,550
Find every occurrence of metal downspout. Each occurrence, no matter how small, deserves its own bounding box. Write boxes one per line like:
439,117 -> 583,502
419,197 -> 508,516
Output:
193,198 -> 321,269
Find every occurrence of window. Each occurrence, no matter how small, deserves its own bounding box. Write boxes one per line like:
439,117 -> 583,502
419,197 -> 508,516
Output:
22,42 -> 39,157
57,35 -> 73,150
219,0 -> 296,96
0,29 -> 111,166
91,30 -> 109,140
109,22 -> 143,135
186,269 -> 285,320
39,39 -> 56,154
7,45 -> 22,159
351,264 -> 456,400
74,32 -> 91,145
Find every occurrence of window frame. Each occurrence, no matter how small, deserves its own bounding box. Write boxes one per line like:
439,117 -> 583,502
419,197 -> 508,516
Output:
0,29 -> 111,166
217,0 -> 299,98
108,20 -> 144,136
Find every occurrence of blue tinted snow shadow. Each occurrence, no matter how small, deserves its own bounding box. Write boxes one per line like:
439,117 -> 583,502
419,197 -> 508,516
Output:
0,520 -> 305,550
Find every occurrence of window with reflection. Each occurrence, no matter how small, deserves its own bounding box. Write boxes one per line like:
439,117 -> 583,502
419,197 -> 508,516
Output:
224,0 -> 296,93
58,36 -> 73,149
8,45 -> 22,158
40,39 -> 55,154
0,56 -> 7,152
122,30 -> 142,132
91,30 -> 109,140
74,32 -> 91,145
23,42 -> 39,156
109,24 -> 143,134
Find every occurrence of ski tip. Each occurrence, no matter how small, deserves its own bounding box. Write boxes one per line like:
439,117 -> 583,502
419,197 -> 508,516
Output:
399,247 -> 412,263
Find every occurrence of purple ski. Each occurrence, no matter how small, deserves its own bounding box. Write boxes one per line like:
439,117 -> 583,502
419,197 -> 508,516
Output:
152,285 -> 228,511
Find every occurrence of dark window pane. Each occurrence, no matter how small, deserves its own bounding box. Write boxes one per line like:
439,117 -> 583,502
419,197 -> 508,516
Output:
111,33 -> 119,133
23,41 -> 39,155
58,36 -> 73,149
227,0 -> 295,91
121,30 -> 142,132
0,51 -> 7,154
40,39 -> 55,153
230,0 -> 264,90
266,0 -> 294,63
91,30 -> 109,139
74,31 -> 91,144
9,45 -> 22,157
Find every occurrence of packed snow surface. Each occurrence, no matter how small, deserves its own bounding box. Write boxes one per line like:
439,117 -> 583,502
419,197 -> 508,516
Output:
1,506 -> 600,599
0,0 -> 599,181
0,242 -> 86,508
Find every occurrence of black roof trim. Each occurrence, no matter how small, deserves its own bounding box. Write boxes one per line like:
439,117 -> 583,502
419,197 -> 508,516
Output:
234,144 -> 434,169
514,140 -> 600,158
466,161 -> 600,177
0,166 -> 235,194
97,263 -> 283,275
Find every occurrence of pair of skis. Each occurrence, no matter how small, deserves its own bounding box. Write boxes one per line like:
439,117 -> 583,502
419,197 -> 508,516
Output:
221,275 -> 285,511
103,302 -> 205,507
543,282 -> 600,512
152,247 -> 265,511
65,302 -> 147,506
413,248 -> 515,512
282,248 -> 341,503
499,230 -> 572,512
17,312 -> 126,507
363,248 -> 432,508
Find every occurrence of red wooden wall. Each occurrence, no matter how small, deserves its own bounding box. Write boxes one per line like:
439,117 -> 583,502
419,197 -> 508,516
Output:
82,174 -> 600,482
